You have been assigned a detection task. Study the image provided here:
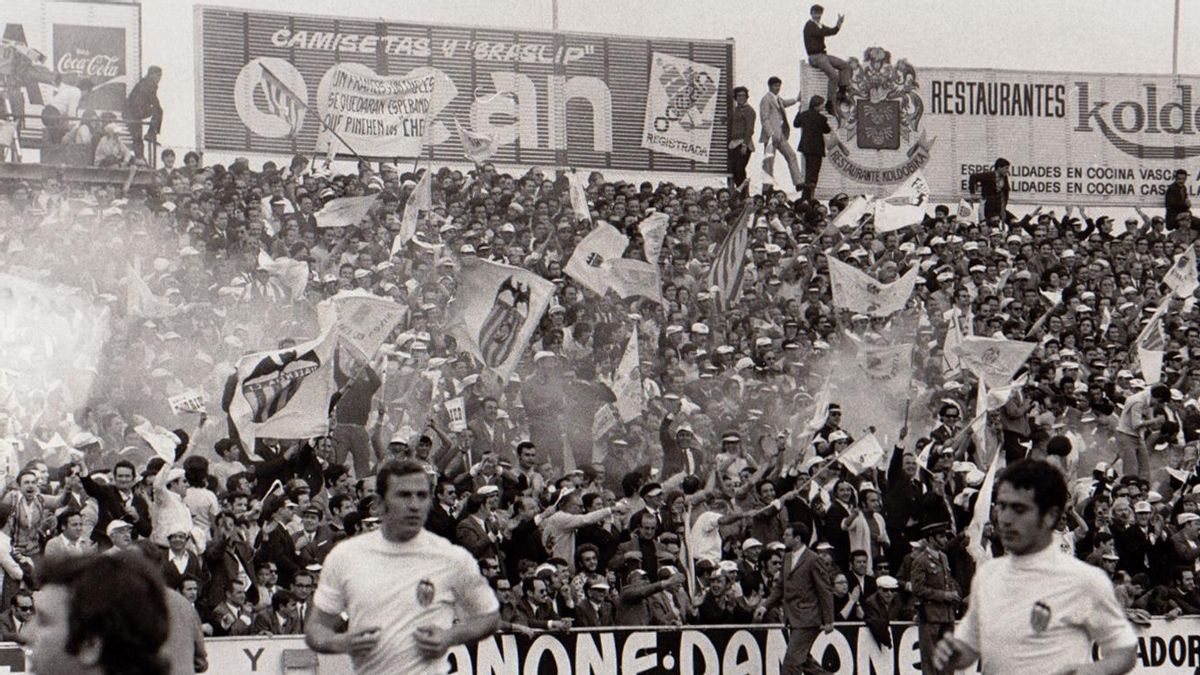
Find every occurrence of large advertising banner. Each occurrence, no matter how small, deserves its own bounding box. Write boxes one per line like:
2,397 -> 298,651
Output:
195,6 -> 733,171
0,619 -> 1197,674
799,48 -> 1200,206
0,1 -> 141,115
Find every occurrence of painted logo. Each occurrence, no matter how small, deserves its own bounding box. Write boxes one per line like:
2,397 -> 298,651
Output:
416,578 -> 435,607
1030,600 -> 1051,633
826,47 -> 934,184
652,58 -> 717,133
1075,83 -> 1200,159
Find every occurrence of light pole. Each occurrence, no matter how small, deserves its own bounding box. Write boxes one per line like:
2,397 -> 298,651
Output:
1173,0 -> 1181,75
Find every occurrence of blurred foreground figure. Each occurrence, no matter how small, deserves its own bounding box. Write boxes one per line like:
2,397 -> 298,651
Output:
28,553 -> 170,675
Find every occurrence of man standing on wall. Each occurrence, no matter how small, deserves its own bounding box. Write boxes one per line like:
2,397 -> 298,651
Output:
729,86 -> 756,194
759,77 -> 805,194
794,95 -> 831,201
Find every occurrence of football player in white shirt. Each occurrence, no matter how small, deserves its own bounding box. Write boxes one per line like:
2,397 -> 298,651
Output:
305,459 -> 499,674
934,459 -> 1137,675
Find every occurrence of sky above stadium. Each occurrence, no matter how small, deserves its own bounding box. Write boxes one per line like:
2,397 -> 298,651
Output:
147,0 -> 1199,161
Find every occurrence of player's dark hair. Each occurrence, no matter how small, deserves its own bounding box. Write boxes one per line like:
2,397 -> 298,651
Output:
997,459 -> 1068,518
376,458 -> 432,497
38,553 -> 170,675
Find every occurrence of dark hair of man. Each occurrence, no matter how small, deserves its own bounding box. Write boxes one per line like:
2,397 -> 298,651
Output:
809,95 -> 825,110
997,459 -> 1068,518
1150,384 -> 1171,401
113,460 -> 135,477
375,458 -> 432,497
271,589 -> 296,612
323,464 -> 349,488
994,157 -> 1011,169
786,521 -> 811,543
732,86 -> 748,98
767,76 -> 782,88
57,508 -> 81,532
811,4 -> 824,14
37,553 -> 170,675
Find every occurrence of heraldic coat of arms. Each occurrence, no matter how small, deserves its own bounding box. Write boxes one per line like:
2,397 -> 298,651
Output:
830,47 -> 923,152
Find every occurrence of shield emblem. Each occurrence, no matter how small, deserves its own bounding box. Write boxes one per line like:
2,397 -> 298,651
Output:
1030,600 -> 1051,633
479,276 -> 531,367
856,99 -> 901,150
241,349 -> 321,423
416,578 -> 435,607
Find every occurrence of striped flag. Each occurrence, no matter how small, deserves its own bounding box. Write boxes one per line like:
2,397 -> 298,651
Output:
707,204 -> 753,309
259,64 -> 306,137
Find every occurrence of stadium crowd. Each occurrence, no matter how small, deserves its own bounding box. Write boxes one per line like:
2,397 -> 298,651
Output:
2,82 -> 1200,653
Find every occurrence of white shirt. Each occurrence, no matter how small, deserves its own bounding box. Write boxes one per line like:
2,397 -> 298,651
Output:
955,544 -> 1136,674
314,529 -> 498,675
688,511 -> 724,562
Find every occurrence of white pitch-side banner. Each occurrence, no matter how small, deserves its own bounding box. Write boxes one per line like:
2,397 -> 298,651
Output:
799,53 -> 1200,206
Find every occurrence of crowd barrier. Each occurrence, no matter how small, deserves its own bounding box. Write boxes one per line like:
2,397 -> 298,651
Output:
0,619 -> 1199,673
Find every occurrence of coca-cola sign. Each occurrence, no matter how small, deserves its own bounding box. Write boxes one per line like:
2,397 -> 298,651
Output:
52,24 -> 126,111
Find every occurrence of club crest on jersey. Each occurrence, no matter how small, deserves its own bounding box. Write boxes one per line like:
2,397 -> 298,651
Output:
1030,600 -> 1051,633
416,578 -> 435,607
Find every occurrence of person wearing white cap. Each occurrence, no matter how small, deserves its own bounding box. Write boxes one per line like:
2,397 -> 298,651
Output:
936,460 -> 1136,675
1170,512 -> 1200,573
862,574 -> 903,649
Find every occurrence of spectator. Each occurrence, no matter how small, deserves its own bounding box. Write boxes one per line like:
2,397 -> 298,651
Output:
803,4 -> 851,115
758,76 -> 804,192
793,95 -> 831,201
124,65 -> 163,160
728,86 -> 755,192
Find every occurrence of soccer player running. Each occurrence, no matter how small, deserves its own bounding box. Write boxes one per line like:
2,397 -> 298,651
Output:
306,459 -> 499,674
933,460 -> 1137,675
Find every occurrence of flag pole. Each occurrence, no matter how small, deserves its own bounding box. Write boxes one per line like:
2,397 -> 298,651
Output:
260,64 -> 370,166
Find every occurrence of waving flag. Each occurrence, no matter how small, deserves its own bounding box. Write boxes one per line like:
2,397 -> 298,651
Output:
613,330 -> 643,422
1164,244 -> 1198,297
393,169 -> 432,254
566,171 -> 592,222
564,222 -> 630,296
826,257 -> 919,317
455,119 -> 498,164
315,194 -> 377,229
256,250 -> 309,299
707,205 -> 753,309
444,258 -> 554,378
953,336 -> 1036,388
638,212 -> 669,262
259,64 -> 306,137
965,450 -> 1001,566
872,171 -> 930,233
228,319 -> 339,460
832,195 -> 873,230
1137,296 -> 1171,383
838,433 -> 886,475
125,263 -> 179,319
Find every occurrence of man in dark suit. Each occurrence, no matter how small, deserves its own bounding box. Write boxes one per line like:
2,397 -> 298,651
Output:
758,521 -> 835,674
208,579 -> 254,637
575,579 -> 616,627
456,491 -> 502,562
794,96 -> 831,201
910,522 -> 960,675
202,511 -> 255,611
255,498 -> 301,588
862,575 -> 904,649
161,529 -> 205,591
294,506 -> 336,567
425,479 -> 458,542
252,589 -> 301,635
967,157 -> 1011,221
0,592 -> 34,642
1165,168 -> 1192,230
81,460 -> 152,546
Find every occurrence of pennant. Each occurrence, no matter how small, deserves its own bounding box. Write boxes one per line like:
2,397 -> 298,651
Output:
956,198 -> 978,221
228,318 -> 339,461
455,118 -> 498,164
394,169 -> 432,254
942,320 -> 963,375
566,172 -> 592,222
256,250 -> 309,299
953,336 -> 1036,388
972,380 -> 992,466
1164,244 -> 1198,297
444,396 -> 467,432
965,450 -> 1001,566
1136,297 -> 1171,383
444,258 -> 555,379
872,171 -> 930,233
564,222 -> 630,296
614,330 -> 643,422
638,212 -> 669,263
315,194 -> 377,229
838,433 -> 886,475
592,403 -> 619,440
707,204 -> 753,309
826,257 -> 919,317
